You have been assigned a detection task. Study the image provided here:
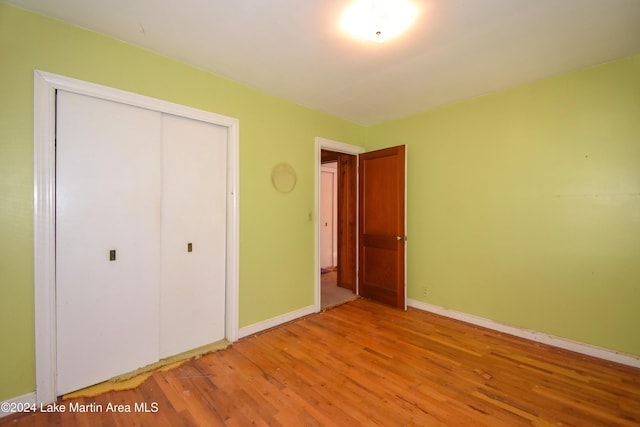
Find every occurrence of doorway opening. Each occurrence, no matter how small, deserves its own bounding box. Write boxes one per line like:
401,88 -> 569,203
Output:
316,138 -> 364,310
315,138 -> 407,312
320,156 -> 356,309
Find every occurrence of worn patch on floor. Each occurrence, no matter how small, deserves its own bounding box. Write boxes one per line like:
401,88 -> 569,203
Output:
63,339 -> 230,399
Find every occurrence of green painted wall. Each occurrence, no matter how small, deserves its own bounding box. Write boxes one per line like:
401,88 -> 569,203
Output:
0,3 -> 363,401
366,54 -> 640,357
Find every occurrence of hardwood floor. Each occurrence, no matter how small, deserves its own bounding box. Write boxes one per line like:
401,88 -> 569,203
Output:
3,299 -> 639,426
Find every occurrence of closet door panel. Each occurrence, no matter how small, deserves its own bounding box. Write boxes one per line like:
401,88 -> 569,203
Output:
160,114 -> 227,358
56,91 -> 162,395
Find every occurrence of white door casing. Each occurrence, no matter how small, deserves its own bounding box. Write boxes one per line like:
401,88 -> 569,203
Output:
34,71 -> 239,404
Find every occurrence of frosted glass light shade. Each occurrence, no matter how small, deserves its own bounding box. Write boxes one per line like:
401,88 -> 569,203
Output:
342,0 -> 416,43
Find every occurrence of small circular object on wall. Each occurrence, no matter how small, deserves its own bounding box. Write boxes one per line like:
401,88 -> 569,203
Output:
271,163 -> 297,193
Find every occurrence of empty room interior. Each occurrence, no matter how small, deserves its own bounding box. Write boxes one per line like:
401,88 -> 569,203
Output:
1,1 -> 639,425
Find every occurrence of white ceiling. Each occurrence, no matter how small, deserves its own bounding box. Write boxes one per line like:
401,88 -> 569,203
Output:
7,0 -> 640,125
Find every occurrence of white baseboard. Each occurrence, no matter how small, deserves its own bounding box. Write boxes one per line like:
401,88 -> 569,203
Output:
0,392 -> 36,418
407,299 -> 640,369
238,305 -> 317,339
5,301 -> 634,415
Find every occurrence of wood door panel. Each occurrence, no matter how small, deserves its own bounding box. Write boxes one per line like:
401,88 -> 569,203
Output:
362,248 -> 396,286
337,153 -> 357,292
358,145 -> 406,309
362,233 -> 397,250
361,155 -> 398,233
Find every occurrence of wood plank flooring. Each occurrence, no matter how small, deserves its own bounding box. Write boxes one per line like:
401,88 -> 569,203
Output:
3,298 -> 639,426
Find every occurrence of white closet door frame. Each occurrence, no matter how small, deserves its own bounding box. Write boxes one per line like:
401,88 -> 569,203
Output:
33,70 -> 240,405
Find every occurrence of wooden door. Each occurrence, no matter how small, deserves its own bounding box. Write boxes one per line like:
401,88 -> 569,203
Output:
358,145 -> 406,309
336,153 -> 357,292
56,91 -> 162,395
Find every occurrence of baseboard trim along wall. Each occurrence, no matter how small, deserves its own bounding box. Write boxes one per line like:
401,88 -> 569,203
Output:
407,299 -> 640,369
4,300 -> 637,413
238,305 -> 317,340
2,305 -> 317,415
0,392 -> 36,418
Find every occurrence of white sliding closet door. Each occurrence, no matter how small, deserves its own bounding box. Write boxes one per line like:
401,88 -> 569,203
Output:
160,115 -> 227,358
56,91 -> 162,395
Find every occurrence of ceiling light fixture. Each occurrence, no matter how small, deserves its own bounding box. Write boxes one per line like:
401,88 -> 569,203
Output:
342,0 -> 417,44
